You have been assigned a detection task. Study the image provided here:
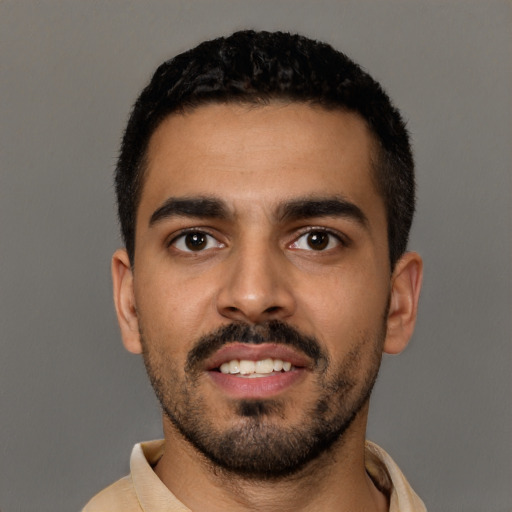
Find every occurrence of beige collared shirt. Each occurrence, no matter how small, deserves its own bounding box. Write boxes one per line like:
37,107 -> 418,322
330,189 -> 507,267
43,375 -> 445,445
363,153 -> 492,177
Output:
83,440 -> 427,511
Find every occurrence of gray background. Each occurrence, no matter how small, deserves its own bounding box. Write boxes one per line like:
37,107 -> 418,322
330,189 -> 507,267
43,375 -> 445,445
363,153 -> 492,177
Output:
1,1 -> 510,511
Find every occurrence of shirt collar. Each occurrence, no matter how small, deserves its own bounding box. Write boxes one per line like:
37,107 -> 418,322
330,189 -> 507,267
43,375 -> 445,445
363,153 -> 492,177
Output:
130,439 -> 426,512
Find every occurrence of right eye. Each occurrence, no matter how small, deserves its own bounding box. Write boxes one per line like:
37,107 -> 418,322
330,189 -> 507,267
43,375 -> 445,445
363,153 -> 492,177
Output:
170,231 -> 225,252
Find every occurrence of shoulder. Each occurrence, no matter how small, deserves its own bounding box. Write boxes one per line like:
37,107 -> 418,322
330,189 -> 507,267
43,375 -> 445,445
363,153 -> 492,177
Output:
82,475 -> 139,512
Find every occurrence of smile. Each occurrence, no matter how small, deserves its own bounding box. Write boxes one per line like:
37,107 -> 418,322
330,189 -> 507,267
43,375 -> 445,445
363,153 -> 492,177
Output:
218,358 -> 294,377
204,343 -> 309,398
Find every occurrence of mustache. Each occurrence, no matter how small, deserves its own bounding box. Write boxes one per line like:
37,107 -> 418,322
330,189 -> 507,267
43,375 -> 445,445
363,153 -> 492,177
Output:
186,320 -> 325,372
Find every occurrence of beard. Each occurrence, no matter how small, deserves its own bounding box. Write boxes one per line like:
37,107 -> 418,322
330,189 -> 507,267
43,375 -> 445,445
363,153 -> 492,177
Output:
141,319 -> 385,480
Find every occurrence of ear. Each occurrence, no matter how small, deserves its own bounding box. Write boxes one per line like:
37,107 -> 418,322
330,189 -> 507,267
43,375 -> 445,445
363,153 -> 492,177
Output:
383,251 -> 423,355
112,248 -> 143,354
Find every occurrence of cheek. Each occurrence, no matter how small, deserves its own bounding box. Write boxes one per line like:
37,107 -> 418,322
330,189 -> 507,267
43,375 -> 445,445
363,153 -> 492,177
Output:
134,269 -> 217,353
294,274 -> 389,373
298,268 -> 389,330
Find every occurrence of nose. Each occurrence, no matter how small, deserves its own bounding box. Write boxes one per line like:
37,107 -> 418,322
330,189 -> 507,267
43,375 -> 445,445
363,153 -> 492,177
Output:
216,243 -> 296,324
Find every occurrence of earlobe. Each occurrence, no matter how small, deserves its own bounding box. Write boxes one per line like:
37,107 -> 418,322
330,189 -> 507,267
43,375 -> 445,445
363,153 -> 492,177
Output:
112,249 -> 143,354
383,251 -> 423,355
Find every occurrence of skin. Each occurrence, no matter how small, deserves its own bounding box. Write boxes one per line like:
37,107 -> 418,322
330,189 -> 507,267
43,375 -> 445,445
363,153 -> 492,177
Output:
112,103 -> 423,512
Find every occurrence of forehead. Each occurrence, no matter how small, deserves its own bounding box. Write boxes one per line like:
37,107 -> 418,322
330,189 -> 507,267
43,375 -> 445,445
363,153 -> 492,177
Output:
139,103 -> 383,223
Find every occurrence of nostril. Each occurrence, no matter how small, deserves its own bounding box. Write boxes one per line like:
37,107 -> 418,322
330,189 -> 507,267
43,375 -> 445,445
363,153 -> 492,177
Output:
264,306 -> 280,314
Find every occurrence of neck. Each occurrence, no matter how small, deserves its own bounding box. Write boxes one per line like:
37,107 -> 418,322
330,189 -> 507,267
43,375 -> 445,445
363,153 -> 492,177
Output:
154,406 -> 388,512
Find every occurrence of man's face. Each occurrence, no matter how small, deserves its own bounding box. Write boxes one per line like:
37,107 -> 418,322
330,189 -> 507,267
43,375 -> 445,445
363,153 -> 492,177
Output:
119,103 -> 397,476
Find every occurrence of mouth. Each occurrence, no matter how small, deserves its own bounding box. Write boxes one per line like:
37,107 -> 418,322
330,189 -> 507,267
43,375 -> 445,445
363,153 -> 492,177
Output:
218,357 -> 295,378
204,343 -> 311,398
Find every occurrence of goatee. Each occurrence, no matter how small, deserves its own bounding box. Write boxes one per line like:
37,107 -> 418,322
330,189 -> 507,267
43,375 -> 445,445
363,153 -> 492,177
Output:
141,320 -> 384,479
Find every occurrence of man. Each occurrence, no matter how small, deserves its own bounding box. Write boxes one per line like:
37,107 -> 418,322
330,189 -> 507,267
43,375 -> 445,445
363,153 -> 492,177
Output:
84,30 -> 425,511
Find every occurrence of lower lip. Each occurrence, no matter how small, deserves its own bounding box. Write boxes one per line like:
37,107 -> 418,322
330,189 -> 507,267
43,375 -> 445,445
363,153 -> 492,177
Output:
208,369 -> 306,399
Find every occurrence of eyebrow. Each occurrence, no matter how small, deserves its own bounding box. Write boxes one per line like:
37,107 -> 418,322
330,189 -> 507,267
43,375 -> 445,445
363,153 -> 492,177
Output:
149,197 -> 230,226
149,195 -> 368,229
277,196 -> 369,227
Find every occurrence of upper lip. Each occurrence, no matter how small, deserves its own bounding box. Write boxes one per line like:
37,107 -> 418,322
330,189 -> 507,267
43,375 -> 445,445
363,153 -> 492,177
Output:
204,343 -> 314,371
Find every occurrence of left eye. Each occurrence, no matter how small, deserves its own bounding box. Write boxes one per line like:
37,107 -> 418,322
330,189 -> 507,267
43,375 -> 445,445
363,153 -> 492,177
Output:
171,231 -> 224,252
290,230 -> 340,251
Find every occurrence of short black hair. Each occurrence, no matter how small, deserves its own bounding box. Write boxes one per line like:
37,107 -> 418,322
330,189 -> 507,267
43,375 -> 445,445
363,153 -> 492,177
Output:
116,30 -> 414,268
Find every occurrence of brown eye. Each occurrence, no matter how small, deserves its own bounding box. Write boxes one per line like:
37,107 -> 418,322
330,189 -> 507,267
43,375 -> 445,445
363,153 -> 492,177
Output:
171,231 -> 225,253
185,232 -> 207,251
306,231 -> 329,250
289,230 -> 341,252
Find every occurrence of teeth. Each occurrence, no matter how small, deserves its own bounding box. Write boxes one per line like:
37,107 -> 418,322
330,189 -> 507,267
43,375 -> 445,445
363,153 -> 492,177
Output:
273,359 -> 284,372
229,360 -> 240,374
255,358 -> 274,374
218,358 -> 295,376
240,360 -> 256,375
220,362 -> 231,374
